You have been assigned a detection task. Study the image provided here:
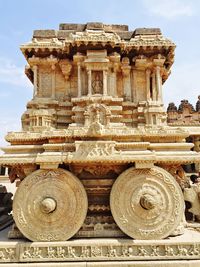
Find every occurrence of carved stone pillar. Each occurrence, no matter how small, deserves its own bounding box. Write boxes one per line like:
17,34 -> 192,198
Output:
109,70 -> 116,97
152,71 -> 156,101
122,67 -> 131,101
103,70 -> 108,96
156,66 -> 162,102
146,69 -> 151,101
87,69 -> 92,96
112,65 -> 118,97
33,65 -> 38,97
149,114 -> 153,125
77,63 -> 82,97
52,70 -> 56,99
132,69 -> 137,102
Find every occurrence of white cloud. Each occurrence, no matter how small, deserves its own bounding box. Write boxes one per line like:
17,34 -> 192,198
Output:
0,57 -> 32,88
0,117 -> 21,155
142,0 -> 195,19
0,58 -> 32,154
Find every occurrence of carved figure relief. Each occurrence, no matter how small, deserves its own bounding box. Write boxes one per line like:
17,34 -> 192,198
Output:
75,141 -> 115,158
92,71 -> 103,94
91,246 -> 102,257
84,103 -> 111,129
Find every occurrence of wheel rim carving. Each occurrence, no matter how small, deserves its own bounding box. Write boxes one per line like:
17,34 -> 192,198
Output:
110,166 -> 184,240
13,168 -> 88,241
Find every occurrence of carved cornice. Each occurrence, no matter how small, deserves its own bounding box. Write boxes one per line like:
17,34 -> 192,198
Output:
70,31 -> 121,44
4,126 -> 191,144
20,38 -> 63,49
1,147 -> 200,166
127,38 -> 175,49
28,55 -> 58,68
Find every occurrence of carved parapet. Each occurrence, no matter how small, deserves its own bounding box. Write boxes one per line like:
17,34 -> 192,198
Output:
178,99 -> 195,112
167,97 -> 200,125
196,95 -> 200,112
167,102 -> 178,112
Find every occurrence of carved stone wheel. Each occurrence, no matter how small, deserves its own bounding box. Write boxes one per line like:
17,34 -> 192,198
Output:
110,166 -> 184,240
13,168 -> 88,241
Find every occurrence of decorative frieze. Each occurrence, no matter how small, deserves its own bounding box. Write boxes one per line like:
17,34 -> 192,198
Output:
0,240 -> 200,262
0,247 -> 17,262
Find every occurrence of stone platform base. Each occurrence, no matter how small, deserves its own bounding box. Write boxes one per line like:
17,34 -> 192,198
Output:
0,227 -> 200,265
0,261 -> 200,267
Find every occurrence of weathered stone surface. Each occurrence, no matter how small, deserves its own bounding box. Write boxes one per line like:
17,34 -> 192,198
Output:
59,23 -> 129,32
167,97 -> 200,125
13,169 -> 88,241
1,262 -> 200,267
134,27 -> 161,36
196,95 -> 200,112
110,167 -> 184,240
1,226 -> 200,264
33,30 -> 57,38
59,23 -> 86,31
1,21 -> 200,266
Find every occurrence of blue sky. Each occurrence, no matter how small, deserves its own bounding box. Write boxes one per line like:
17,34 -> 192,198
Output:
0,0 -> 200,147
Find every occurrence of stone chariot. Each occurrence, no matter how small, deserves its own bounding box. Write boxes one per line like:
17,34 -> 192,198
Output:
1,23 -> 200,251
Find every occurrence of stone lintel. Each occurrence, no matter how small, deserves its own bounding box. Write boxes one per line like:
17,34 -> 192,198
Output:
135,161 -> 154,169
39,163 -> 59,169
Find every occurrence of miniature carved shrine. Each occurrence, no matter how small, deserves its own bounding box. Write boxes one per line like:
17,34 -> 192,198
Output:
1,22 -> 200,266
